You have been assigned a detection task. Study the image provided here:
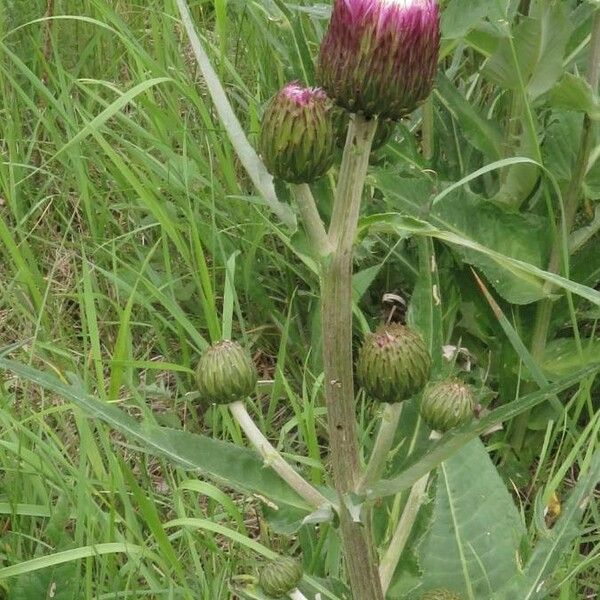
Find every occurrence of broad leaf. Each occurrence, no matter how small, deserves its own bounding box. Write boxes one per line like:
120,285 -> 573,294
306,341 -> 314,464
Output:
550,73 -> 600,118
541,337 -> 600,380
485,5 -> 572,100
369,176 -> 551,304
0,359 -> 311,511
361,210 -> 600,307
414,440 -> 525,599
441,0 -> 504,39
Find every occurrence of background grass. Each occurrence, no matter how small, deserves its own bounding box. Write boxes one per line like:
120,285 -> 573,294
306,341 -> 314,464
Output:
0,0 -> 598,598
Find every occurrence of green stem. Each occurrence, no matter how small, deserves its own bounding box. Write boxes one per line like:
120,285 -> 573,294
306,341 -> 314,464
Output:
378,474 -> 430,595
356,403 -> 403,495
321,114 -> 384,600
292,183 -> 333,257
228,401 -> 330,509
421,96 -> 434,162
512,9 -> 600,450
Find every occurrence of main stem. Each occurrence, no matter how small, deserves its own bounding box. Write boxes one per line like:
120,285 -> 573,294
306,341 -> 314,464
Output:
321,114 -> 384,600
512,10 -> 600,450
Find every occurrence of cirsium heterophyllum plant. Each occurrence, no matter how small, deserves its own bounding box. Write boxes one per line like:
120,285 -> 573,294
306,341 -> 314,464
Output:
2,0 -> 600,598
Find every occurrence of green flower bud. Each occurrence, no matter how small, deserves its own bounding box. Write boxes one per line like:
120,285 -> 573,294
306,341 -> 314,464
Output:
259,557 -> 303,598
420,589 -> 463,600
332,106 -> 395,151
259,82 -> 335,184
357,323 -> 431,404
195,340 -> 258,405
420,378 -> 475,432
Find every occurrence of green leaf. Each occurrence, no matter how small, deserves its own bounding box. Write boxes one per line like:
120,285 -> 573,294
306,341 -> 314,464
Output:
0,359 -> 311,511
415,440 -> 525,599
361,210 -> 600,307
435,73 -> 503,160
541,337 -> 600,380
441,0 -> 503,39
372,173 -> 551,304
494,450 -> 600,600
550,73 -> 600,118
485,6 -> 572,100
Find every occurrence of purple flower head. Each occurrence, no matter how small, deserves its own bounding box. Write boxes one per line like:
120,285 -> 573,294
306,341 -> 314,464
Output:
259,82 -> 335,184
281,82 -> 329,107
318,0 -> 440,120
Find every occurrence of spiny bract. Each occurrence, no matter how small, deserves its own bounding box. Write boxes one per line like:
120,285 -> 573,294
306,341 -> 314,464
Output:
420,378 -> 475,432
195,340 -> 258,405
357,322 -> 431,403
259,556 -> 303,598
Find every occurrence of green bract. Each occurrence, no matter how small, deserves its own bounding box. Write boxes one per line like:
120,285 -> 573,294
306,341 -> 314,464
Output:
420,589 -> 463,600
420,378 -> 475,432
259,556 -> 303,598
195,340 -> 258,405
259,82 -> 335,184
357,323 -> 431,404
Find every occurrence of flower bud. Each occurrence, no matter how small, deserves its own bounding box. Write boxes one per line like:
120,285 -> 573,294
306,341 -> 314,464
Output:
420,378 -> 475,432
259,82 -> 335,184
420,590 -> 463,600
259,557 -> 303,598
318,0 -> 440,120
195,340 -> 258,405
357,323 -> 431,404
332,106 -> 395,150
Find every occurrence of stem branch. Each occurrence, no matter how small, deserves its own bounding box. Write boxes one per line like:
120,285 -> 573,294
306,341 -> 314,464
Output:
379,475 -> 430,595
229,401 -> 329,509
292,184 -> 333,257
357,403 -> 403,495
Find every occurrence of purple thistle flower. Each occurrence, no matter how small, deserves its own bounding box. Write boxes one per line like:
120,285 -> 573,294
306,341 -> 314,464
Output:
259,82 -> 335,184
318,0 -> 440,120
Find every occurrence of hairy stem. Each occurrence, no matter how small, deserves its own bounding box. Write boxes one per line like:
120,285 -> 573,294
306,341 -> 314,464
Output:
292,184 -> 333,257
512,10 -> 600,450
321,114 -> 384,600
357,403 -> 403,495
229,401 -> 330,509
379,474 -> 430,594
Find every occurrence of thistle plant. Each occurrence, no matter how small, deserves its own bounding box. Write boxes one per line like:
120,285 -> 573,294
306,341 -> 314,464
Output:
4,1 -> 600,600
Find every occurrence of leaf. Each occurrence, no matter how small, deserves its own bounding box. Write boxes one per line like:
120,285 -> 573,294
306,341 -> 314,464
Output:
361,210 -> 600,307
408,238 -> 444,374
441,0 -> 503,39
368,364 -> 599,498
540,337 -> 600,380
485,6 -> 572,100
415,440 -> 525,599
435,73 -> 503,160
370,173 -> 551,304
550,73 -> 600,118
0,359 -> 311,511
493,450 -> 600,600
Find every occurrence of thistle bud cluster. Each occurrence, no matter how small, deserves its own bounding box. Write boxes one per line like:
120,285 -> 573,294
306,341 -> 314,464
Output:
259,0 -> 440,180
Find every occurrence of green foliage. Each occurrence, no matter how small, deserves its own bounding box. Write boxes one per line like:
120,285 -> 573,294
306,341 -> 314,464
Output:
415,440 -> 525,599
